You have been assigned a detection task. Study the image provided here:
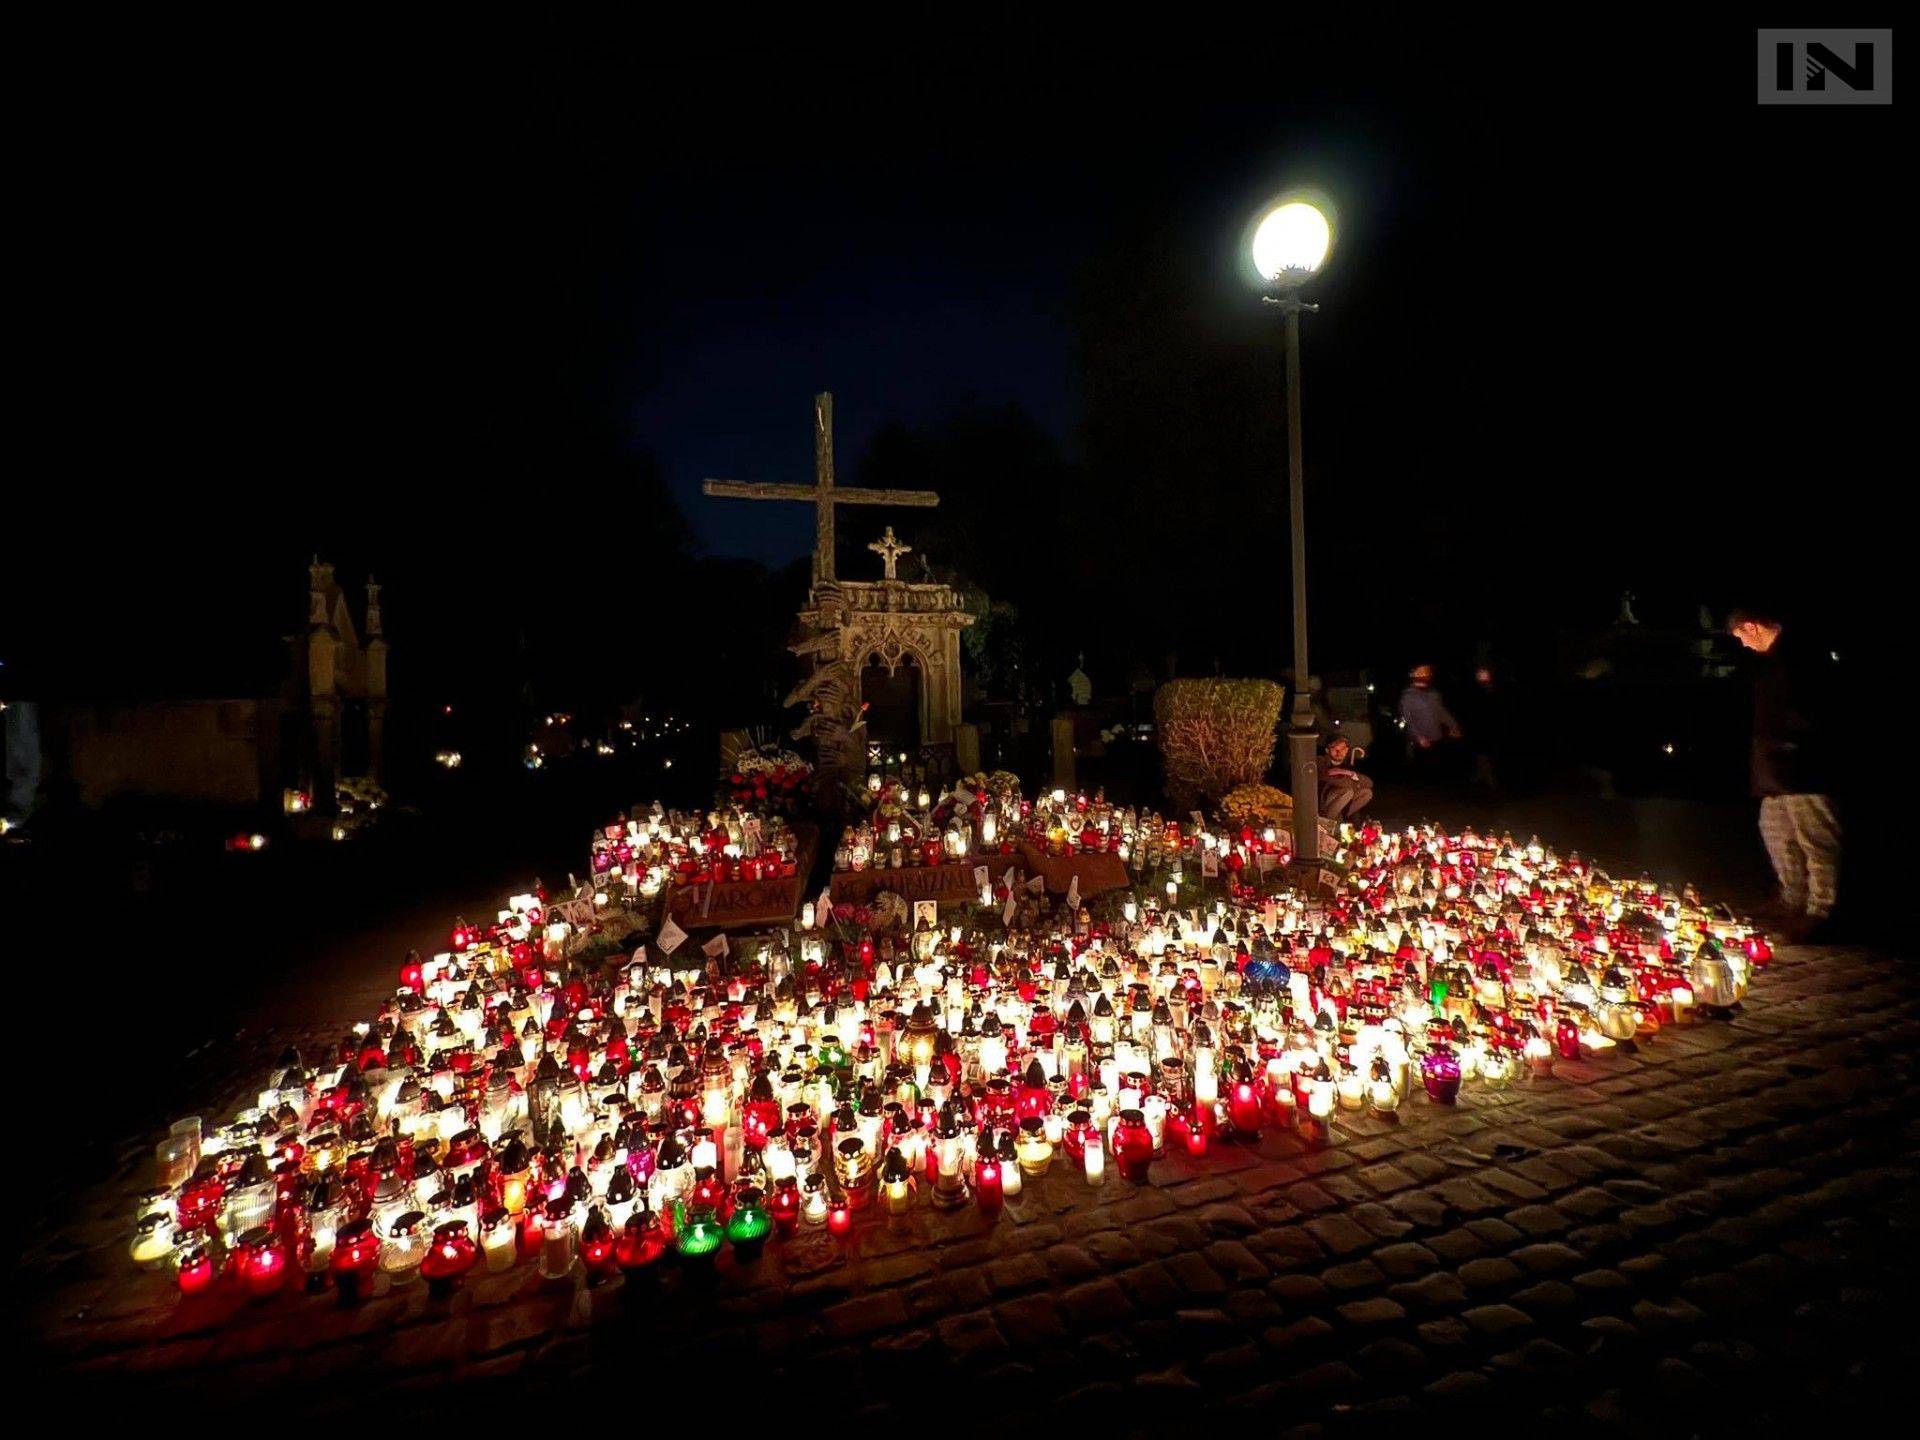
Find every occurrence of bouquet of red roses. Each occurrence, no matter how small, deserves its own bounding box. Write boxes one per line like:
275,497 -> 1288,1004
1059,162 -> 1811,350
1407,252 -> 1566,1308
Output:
728,747 -> 814,816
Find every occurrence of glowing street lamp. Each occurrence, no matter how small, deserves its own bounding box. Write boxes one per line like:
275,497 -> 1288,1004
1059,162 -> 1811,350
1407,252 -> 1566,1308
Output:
1251,201 -> 1332,289
1251,195 -> 1334,868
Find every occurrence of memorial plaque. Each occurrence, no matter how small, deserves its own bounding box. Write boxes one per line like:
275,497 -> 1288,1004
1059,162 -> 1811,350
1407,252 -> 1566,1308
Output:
831,861 -> 993,908
662,826 -> 816,930
1015,842 -> 1132,898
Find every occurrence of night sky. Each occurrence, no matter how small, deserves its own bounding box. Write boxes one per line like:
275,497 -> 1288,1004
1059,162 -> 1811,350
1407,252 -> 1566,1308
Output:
6,28 -> 1897,707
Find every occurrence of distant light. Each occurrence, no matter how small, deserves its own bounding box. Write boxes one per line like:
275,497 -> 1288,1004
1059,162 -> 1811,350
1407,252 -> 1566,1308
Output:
1830,651 -> 1840,662
1251,201 -> 1332,285
663,758 -> 674,769
249,833 -> 267,850
1662,742 -> 1676,755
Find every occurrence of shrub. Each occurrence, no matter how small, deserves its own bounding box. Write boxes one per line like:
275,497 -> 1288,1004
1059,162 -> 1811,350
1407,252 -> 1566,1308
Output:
1153,678 -> 1284,810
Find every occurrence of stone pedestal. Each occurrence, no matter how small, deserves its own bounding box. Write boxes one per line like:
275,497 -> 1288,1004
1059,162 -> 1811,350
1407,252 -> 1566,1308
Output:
954,722 -> 981,778
1051,714 -> 1076,790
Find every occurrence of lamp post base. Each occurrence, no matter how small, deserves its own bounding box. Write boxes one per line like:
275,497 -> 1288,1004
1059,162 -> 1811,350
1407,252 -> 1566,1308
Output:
1285,719 -> 1320,865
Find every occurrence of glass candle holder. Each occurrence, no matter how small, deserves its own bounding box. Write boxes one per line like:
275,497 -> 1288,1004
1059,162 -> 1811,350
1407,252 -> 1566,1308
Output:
1421,1049 -> 1462,1105
421,1219 -> 479,1298
173,1237 -> 216,1297
801,1173 -> 829,1226
380,1210 -> 429,1285
130,1212 -> 175,1267
1014,1117 -> 1054,1177
1112,1109 -> 1153,1184
726,1189 -> 773,1261
156,1135 -> 198,1190
481,1208 -> 518,1274
236,1226 -> 290,1299
538,1201 -> 576,1280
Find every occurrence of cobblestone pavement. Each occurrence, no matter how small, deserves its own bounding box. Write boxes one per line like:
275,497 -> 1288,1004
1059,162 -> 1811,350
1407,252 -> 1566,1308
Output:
28,937 -> 1920,1432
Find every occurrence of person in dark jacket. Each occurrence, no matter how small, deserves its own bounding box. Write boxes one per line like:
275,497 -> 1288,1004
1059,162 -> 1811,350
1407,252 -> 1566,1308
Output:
1318,734 -> 1373,822
1729,608 -> 1840,941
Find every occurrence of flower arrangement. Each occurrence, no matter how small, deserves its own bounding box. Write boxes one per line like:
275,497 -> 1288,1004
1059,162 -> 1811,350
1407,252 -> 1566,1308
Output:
1221,783 -> 1295,831
727,747 -> 814,816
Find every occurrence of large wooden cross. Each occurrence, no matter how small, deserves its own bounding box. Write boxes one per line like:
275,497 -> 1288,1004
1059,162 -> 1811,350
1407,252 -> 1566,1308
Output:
704,392 -> 939,583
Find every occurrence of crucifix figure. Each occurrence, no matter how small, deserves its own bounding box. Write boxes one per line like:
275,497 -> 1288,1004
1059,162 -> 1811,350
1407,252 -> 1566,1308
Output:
704,392 -> 939,584
868,526 -> 911,580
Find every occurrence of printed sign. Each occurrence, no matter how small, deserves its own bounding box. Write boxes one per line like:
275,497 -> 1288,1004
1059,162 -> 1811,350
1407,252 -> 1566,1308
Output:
666,872 -> 808,930
830,863 -> 987,907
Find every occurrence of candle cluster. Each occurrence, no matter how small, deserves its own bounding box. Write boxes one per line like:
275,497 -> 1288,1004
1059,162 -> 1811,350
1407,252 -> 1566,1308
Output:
834,774 -> 1278,900
588,804 -> 805,895
129,787 -> 1769,1310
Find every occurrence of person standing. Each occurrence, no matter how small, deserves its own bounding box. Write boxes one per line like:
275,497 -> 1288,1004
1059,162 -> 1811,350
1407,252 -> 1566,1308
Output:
1398,663 -> 1462,775
1460,664 -> 1513,791
1729,608 -> 1840,941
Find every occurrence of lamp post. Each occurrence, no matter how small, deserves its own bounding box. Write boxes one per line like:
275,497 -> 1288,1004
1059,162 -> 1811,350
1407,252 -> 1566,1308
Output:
1251,199 -> 1333,871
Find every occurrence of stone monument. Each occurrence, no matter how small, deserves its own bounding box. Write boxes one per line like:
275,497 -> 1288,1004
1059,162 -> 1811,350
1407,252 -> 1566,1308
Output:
705,393 -> 973,790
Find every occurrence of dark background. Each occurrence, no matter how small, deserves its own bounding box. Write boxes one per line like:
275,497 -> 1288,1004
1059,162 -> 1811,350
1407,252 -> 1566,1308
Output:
1,15 -> 1903,1222
3,26 -> 1898,780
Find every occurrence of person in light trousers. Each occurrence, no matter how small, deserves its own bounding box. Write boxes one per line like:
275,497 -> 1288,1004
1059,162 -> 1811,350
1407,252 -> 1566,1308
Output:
1729,607 -> 1841,942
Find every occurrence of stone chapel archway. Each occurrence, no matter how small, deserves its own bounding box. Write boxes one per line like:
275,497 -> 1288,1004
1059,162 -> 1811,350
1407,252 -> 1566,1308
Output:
860,651 -> 924,752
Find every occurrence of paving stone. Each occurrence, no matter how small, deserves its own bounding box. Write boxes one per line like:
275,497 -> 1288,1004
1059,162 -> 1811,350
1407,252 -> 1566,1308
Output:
1629,1296 -> 1708,1335
1304,1214 -> 1374,1256
1355,1163 -> 1417,1194
1162,1250 -> 1226,1295
1424,1368 -> 1493,1402
1255,1227 -> 1327,1267
1510,1241 -> 1582,1273
1267,1273 -> 1330,1305
1465,1217 -> 1524,1246
823,1291 -> 910,1338
993,1293 -> 1066,1346
1262,1315 -> 1336,1354
1481,1170 -> 1549,1202
1082,1230 -> 1139,1267
1490,1336 -> 1578,1374
1389,1270 -> 1469,1311
936,1309 -> 1008,1364
1224,1288 -> 1284,1326
1116,1262 -> 1183,1311
1043,1244 -> 1101,1282
1057,1278 -> 1132,1331
1458,1256 -> 1523,1292
1511,1279 -> 1577,1314
1336,1296 -> 1407,1327
1416,1316 -> 1473,1351
1427,1228 -> 1488,1262
1348,1203 -> 1415,1240
1355,1336 -> 1433,1382
1321,1259 -> 1386,1292
1285,1359 -> 1364,1397
1372,1242 -> 1440,1277
1461,1302 -> 1534,1338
